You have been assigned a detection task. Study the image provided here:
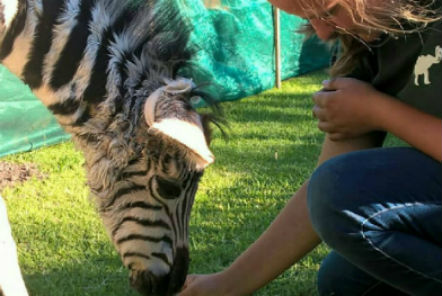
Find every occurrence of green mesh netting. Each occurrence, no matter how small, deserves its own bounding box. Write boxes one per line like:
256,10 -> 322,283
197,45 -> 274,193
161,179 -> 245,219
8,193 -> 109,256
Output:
0,67 -> 71,157
0,0 -> 330,158
180,0 -> 330,103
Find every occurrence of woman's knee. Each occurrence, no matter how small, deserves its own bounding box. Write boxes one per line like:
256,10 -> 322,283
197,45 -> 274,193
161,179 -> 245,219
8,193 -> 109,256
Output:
307,153 -> 363,245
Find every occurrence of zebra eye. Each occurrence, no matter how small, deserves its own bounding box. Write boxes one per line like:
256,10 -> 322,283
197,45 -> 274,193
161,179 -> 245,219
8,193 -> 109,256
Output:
155,176 -> 182,199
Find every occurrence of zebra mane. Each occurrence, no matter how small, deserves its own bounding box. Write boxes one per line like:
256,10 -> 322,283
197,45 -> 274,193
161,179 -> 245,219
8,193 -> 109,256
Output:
64,0 -> 209,192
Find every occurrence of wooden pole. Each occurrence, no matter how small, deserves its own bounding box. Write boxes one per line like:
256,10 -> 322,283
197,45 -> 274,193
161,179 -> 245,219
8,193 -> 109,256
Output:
273,6 -> 282,89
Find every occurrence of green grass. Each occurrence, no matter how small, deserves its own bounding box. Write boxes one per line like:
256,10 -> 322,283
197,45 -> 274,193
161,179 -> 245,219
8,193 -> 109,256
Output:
1,70 -> 405,296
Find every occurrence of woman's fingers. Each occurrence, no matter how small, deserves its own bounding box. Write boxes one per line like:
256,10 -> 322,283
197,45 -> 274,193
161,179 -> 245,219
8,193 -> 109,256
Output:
312,105 -> 328,121
312,86 -> 338,107
317,120 -> 333,133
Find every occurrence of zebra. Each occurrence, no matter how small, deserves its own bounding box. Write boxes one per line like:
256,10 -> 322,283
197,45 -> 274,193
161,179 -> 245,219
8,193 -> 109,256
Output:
0,0 -> 220,295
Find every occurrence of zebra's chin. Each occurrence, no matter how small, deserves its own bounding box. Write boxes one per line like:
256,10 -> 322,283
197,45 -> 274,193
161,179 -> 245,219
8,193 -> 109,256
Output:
130,247 -> 189,296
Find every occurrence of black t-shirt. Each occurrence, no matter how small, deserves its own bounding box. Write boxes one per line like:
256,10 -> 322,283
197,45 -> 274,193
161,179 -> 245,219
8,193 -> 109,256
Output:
349,16 -> 442,118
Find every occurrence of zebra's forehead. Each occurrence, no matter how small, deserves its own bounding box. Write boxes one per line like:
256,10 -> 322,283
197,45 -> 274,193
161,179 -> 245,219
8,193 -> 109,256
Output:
0,0 -> 19,28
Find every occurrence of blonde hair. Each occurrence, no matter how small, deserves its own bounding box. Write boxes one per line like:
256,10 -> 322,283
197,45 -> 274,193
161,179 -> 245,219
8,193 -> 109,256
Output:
300,0 -> 442,77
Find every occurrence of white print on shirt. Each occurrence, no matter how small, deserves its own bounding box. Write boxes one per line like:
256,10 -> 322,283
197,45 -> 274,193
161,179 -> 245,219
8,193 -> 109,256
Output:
414,45 -> 442,86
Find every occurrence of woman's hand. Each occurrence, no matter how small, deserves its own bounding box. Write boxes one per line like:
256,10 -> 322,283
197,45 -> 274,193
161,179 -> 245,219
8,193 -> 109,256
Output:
312,77 -> 388,140
179,273 -> 229,296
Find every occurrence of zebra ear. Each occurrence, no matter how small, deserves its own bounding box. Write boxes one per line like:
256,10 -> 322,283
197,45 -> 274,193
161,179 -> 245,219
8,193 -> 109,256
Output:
144,85 -> 214,170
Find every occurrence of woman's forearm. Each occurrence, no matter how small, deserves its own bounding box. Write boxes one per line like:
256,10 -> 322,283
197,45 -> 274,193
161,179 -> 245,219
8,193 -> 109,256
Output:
220,182 -> 319,295
373,94 -> 442,162
219,134 -> 384,295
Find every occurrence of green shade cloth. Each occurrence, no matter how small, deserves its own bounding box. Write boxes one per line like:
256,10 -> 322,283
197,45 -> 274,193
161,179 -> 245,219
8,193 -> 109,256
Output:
0,0 -> 330,158
180,0 -> 330,104
0,67 -> 71,158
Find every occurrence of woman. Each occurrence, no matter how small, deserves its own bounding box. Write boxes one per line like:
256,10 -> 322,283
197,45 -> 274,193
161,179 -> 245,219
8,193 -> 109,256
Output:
180,0 -> 442,295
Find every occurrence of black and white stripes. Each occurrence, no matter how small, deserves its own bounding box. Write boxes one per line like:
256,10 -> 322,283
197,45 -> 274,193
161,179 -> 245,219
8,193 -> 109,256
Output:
0,1 -> 216,295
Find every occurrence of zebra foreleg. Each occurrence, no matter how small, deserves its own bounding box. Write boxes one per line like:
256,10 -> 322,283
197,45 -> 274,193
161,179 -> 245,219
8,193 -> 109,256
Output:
0,196 -> 28,296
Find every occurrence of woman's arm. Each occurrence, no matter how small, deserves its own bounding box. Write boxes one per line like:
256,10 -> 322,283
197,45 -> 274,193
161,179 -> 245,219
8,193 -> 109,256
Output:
373,95 -> 442,162
313,78 -> 442,161
180,132 -> 385,296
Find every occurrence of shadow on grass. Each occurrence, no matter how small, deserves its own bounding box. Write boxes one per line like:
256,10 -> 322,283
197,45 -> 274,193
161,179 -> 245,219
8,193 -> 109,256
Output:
23,258 -> 137,296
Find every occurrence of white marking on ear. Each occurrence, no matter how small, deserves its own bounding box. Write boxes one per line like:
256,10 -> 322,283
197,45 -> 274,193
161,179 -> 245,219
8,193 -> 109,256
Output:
149,118 -> 215,169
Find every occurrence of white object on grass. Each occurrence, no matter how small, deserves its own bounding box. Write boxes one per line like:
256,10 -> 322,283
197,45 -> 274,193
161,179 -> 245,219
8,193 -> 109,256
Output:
0,196 -> 28,296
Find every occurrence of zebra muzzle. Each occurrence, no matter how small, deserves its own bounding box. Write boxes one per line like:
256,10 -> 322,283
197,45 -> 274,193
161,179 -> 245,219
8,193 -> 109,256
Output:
129,247 -> 189,296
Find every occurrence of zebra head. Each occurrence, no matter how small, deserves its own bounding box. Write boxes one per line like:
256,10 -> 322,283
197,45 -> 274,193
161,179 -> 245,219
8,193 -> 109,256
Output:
95,77 -> 215,296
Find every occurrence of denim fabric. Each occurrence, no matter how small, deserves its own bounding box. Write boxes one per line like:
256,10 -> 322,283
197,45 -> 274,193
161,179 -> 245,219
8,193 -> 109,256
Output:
307,147 -> 442,296
317,251 -> 409,295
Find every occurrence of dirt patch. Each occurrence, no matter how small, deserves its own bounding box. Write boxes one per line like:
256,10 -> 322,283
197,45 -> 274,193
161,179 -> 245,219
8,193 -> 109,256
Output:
0,162 -> 44,191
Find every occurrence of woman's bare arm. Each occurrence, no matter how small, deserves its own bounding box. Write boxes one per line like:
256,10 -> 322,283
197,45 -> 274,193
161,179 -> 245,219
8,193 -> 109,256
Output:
180,132 -> 385,296
374,95 -> 442,162
314,78 -> 442,161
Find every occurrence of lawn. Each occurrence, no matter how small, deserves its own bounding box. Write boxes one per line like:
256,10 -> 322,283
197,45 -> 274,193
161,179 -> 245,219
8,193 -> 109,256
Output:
1,70 -> 404,296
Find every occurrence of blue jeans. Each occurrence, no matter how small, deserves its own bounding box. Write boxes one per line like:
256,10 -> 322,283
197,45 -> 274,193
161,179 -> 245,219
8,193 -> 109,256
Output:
307,147 -> 442,296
